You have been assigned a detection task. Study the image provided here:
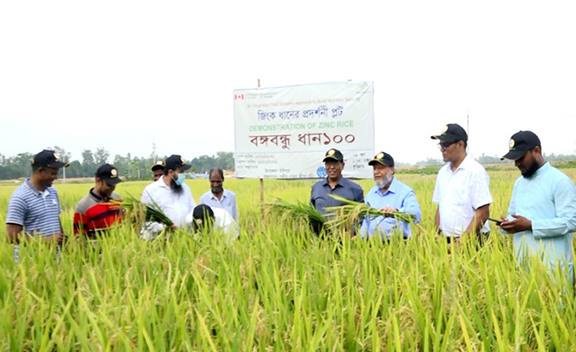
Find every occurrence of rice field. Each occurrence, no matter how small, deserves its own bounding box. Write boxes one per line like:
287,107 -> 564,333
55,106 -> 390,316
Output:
1,168 -> 576,351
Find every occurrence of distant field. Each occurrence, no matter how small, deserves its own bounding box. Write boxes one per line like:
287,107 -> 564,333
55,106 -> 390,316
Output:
1,169 -> 576,350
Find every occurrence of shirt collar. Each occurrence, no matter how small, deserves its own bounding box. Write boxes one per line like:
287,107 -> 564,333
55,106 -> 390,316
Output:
375,177 -> 397,196
89,188 -> 105,202
450,155 -> 472,172
323,176 -> 346,188
24,178 -> 50,197
210,190 -> 226,200
532,161 -> 550,177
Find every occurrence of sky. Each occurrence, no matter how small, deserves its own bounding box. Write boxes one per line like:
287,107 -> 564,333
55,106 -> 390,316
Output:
1,1 -> 575,165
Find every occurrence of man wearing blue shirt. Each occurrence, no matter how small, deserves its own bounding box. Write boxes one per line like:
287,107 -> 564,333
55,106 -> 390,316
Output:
5,150 -> 69,262
500,131 -> 576,284
200,167 -> 238,222
310,148 -> 364,235
359,152 -> 421,240
310,148 -> 364,215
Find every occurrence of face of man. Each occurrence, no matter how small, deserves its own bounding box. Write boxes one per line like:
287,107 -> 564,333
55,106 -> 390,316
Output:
39,167 -> 59,188
438,140 -> 462,163
169,168 -> 185,195
153,169 -> 163,181
95,178 -> 116,199
515,149 -> 540,178
209,173 -> 224,194
325,160 -> 344,182
373,163 -> 394,189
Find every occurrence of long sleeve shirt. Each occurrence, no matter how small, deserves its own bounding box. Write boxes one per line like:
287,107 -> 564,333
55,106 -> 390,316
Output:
359,178 -> 421,240
506,162 -> 576,283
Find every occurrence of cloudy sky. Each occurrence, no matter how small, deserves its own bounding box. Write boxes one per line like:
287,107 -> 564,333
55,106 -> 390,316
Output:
1,1 -> 575,165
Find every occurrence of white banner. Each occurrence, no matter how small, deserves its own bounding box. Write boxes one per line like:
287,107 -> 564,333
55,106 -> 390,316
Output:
234,81 -> 374,179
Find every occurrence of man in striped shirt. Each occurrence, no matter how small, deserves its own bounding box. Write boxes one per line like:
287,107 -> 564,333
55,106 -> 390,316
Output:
73,164 -> 124,239
5,150 -> 69,262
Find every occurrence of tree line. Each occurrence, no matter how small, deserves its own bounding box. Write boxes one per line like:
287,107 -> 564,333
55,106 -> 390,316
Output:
0,147 -> 234,180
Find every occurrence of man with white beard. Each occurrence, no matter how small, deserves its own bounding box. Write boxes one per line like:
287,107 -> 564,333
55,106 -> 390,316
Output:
359,152 -> 421,240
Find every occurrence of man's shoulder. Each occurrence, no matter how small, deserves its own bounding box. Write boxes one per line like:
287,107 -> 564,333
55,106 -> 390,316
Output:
9,183 -> 29,198
311,179 -> 327,189
463,157 -> 487,173
223,188 -> 236,197
545,164 -> 575,185
340,177 -> 363,190
200,190 -> 212,200
391,178 -> 414,192
74,193 -> 94,214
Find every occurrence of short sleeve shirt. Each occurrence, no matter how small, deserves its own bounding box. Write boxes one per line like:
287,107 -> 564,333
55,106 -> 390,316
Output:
432,156 -> 493,236
6,179 -> 62,236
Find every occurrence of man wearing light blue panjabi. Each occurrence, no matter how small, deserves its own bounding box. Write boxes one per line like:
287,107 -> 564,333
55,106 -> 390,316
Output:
500,130 -> 576,284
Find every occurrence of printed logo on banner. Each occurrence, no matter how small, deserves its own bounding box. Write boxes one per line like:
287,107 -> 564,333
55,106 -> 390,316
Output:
234,94 -> 244,100
316,166 -> 327,178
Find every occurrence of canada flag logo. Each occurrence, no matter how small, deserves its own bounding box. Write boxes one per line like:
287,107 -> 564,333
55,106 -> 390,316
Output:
234,94 -> 244,100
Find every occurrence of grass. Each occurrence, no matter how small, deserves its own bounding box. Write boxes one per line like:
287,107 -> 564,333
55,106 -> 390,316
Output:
1,171 -> 576,350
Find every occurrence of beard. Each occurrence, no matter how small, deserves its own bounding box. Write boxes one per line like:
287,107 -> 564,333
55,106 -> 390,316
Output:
521,160 -> 541,178
375,171 -> 393,189
170,178 -> 184,195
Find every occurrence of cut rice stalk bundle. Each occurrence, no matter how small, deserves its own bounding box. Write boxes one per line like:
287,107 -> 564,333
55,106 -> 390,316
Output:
325,194 -> 417,229
122,193 -> 174,228
263,198 -> 325,229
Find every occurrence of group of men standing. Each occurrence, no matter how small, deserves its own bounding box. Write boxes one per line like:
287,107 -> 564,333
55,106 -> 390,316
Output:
310,123 -> 576,284
5,152 -> 239,262
5,124 -> 576,284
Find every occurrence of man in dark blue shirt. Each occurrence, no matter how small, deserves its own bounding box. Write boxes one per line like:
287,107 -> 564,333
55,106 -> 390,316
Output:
310,148 -> 364,216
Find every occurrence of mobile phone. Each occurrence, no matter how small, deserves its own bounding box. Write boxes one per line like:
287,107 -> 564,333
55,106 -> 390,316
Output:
487,217 -> 502,226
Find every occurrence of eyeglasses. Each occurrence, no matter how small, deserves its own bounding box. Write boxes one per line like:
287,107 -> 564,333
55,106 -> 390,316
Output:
437,141 -> 457,150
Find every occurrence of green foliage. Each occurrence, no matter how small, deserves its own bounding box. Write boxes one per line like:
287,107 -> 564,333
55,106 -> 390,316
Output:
1,171 -> 576,350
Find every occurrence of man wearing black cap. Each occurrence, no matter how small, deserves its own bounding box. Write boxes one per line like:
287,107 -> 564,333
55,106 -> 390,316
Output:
151,160 -> 165,182
310,148 -> 364,217
5,150 -> 69,262
73,164 -> 124,239
186,204 -> 239,239
500,130 -> 576,283
359,152 -> 421,240
431,124 -> 493,241
140,154 -> 197,239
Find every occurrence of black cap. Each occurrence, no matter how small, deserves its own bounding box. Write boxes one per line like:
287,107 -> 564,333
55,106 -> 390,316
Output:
165,154 -> 191,171
322,148 -> 344,163
192,204 -> 215,222
31,150 -> 69,169
368,152 -> 395,167
431,123 -> 468,142
95,164 -> 123,185
150,160 -> 165,171
501,130 -> 541,160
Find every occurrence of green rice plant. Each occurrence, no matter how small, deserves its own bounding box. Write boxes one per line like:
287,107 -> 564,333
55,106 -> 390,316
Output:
262,197 -> 325,229
325,194 -> 417,229
1,172 -> 576,350
121,192 -> 174,229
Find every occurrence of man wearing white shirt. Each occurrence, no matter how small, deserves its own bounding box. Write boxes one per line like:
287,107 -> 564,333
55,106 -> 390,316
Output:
188,204 -> 239,239
431,123 -> 493,242
140,154 -> 197,239
199,167 -> 238,222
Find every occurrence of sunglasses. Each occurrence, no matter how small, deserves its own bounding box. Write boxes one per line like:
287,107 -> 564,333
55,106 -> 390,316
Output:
437,140 -> 457,150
